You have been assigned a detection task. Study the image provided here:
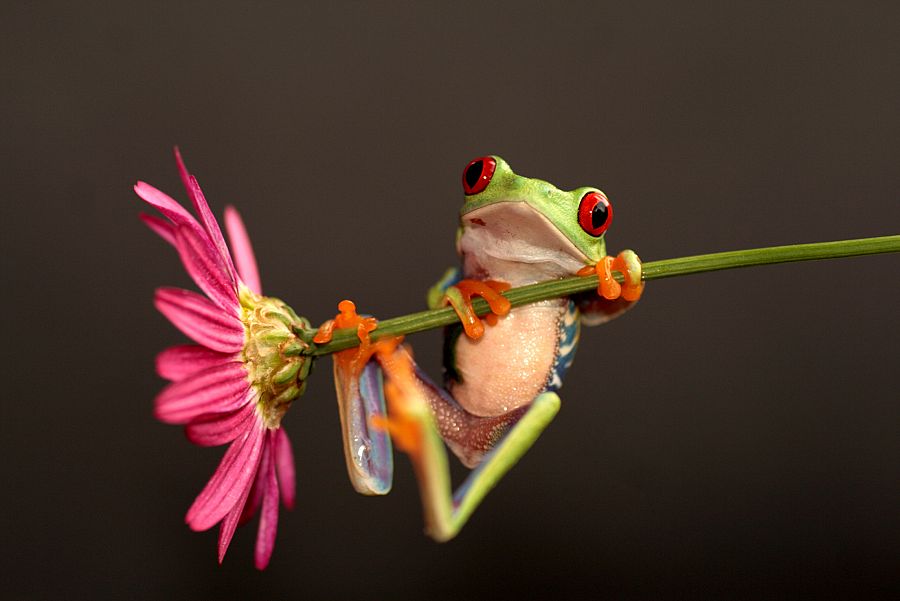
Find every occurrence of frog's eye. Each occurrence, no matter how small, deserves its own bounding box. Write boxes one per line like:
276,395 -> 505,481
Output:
462,157 -> 496,195
578,191 -> 613,237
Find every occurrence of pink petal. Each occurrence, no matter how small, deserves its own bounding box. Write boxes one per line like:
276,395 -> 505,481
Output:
217,489 -> 252,565
224,206 -> 262,295
174,226 -> 237,313
156,344 -> 237,382
238,483 -> 263,528
174,146 -> 195,205
173,147 -> 239,284
239,450 -> 267,526
154,362 -> 251,424
254,431 -> 280,570
188,431 -> 250,525
187,419 -> 266,532
139,213 -> 176,246
185,402 -> 257,447
134,181 -> 198,230
217,449 -> 261,564
191,177 -> 239,282
274,429 -> 296,510
154,287 -> 244,353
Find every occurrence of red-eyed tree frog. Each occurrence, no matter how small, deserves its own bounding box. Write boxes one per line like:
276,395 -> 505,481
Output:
314,156 -> 644,541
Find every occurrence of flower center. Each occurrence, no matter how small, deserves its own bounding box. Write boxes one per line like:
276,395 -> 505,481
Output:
239,287 -> 313,429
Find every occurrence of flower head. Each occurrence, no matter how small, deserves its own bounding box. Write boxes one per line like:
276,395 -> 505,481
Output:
135,148 -> 311,569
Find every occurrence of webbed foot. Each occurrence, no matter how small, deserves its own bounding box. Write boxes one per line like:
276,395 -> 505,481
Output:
313,299 -> 381,370
368,345 -> 429,456
442,279 -> 511,339
578,249 -> 644,301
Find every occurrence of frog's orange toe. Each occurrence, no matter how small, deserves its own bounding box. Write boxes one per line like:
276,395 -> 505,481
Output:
598,269 -> 623,300
621,282 -> 644,301
312,319 -> 336,344
580,257 -> 622,300
611,252 -> 644,301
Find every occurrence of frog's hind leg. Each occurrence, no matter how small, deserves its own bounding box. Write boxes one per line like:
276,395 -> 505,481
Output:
373,346 -> 560,542
333,358 -> 394,496
412,370 -> 530,469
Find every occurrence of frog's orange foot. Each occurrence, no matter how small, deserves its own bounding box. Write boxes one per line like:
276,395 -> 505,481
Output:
313,299 -> 372,376
313,299 -> 377,344
370,345 -> 425,454
314,299 -> 400,376
444,279 -> 511,340
577,250 -> 644,302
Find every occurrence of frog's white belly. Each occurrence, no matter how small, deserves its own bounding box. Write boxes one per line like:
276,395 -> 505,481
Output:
448,299 -> 565,417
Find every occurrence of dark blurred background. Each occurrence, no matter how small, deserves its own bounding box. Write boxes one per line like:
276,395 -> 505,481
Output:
2,1 -> 898,599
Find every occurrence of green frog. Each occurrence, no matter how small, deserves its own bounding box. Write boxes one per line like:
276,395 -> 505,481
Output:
315,156 -> 643,541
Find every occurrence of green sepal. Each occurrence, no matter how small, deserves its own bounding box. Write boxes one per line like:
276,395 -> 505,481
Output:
282,338 -> 309,356
273,384 -> 300,404
273,360 -> 302,385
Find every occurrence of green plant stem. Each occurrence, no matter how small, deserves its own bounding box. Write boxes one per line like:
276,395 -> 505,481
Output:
305,235 -> 899,356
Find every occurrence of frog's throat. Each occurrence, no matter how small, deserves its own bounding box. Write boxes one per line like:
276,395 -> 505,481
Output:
457,201 -> 599,282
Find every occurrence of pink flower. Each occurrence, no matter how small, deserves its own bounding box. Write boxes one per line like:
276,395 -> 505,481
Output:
135,148 -> 311,569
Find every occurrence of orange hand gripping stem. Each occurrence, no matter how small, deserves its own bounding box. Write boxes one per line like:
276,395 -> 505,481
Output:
313,299 -> 399,376
445,279 -> 512,339
577,252 -> 644,301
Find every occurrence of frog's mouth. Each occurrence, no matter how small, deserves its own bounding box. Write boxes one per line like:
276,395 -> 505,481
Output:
458,201 -> 591,284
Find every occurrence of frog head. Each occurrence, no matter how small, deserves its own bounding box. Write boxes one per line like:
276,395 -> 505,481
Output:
456,156 -> 613,285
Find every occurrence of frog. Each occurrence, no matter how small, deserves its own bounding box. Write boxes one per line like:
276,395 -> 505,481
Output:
314,156 -> 644,541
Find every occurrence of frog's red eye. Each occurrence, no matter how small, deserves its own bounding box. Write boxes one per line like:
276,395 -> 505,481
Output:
578,191 -> 613,237
462,156 -> 496,195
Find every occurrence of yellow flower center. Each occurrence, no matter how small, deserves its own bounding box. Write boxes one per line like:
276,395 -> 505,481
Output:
239,286 -> 313,429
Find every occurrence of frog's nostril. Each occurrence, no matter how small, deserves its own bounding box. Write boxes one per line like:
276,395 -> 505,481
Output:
462,156 -> 496,195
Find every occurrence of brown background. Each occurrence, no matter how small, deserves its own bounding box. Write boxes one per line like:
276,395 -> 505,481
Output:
2,1 -> 898,599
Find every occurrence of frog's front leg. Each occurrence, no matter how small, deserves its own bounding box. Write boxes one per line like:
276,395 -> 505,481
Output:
373,345 -> 560,542
576,249 -> 644,326
426,267 -> 461,310
426,266 -> 511,340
